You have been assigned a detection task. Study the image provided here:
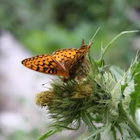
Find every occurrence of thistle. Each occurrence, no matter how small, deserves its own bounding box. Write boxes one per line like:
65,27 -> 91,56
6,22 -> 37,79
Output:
36,30 -> 140,140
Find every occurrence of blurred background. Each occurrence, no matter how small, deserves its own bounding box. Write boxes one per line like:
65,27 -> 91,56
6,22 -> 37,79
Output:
0,0 -> 140,140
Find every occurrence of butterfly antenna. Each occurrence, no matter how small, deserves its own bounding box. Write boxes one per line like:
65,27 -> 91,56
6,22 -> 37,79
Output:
42,79 -> 54,88
89,27 -> 101,44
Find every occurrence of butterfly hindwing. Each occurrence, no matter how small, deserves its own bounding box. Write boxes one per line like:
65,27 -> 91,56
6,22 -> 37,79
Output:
52,48 -> 78,70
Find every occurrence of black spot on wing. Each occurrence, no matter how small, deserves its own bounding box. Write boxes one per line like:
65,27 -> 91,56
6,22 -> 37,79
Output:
36,67 -> 40,71
43,67 -> 48,72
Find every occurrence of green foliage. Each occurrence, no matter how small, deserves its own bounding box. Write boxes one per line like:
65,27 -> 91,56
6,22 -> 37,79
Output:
7,129 -> 40,140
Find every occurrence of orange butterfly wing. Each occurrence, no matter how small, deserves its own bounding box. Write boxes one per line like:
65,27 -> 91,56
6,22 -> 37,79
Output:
21,54 -> 69,78
21,40 -> 93,80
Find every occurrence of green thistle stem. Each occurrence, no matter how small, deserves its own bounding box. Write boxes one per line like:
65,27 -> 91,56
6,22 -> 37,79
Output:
100,30 -> 139,61
81,111 -> 95,140
112,125 -> 117,140
38,128 -> 62,140
119,102 -> 140,138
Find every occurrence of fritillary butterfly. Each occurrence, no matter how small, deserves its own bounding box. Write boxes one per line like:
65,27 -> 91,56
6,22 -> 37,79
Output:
21,40 -> 93,81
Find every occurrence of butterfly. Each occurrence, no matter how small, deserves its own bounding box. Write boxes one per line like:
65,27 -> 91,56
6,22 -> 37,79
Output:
21,39 -> 93,81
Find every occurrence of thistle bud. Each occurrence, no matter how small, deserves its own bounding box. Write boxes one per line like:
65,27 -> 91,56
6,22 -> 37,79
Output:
36,91 -> 54,107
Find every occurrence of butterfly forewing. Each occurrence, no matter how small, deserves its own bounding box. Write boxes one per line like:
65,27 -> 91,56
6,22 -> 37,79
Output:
22,54 -> 68,77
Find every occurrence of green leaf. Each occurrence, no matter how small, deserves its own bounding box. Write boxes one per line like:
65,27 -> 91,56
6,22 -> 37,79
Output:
110,65 -> 124,82
130,61 -> 140,121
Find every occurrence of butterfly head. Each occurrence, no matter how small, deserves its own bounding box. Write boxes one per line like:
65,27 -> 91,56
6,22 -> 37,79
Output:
79,39 -> 93,53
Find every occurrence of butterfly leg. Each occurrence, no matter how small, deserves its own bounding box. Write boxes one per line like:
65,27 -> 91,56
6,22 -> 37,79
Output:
62,77 -> 68,83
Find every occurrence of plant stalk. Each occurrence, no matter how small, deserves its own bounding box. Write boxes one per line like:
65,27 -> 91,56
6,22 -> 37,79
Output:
100,30 -> 139,60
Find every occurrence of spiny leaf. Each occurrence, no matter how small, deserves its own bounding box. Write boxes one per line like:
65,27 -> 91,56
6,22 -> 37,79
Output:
130,61 -> 140,121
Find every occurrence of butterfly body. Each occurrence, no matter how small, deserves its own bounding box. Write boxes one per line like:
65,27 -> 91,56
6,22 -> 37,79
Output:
22,40 -> 93,81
